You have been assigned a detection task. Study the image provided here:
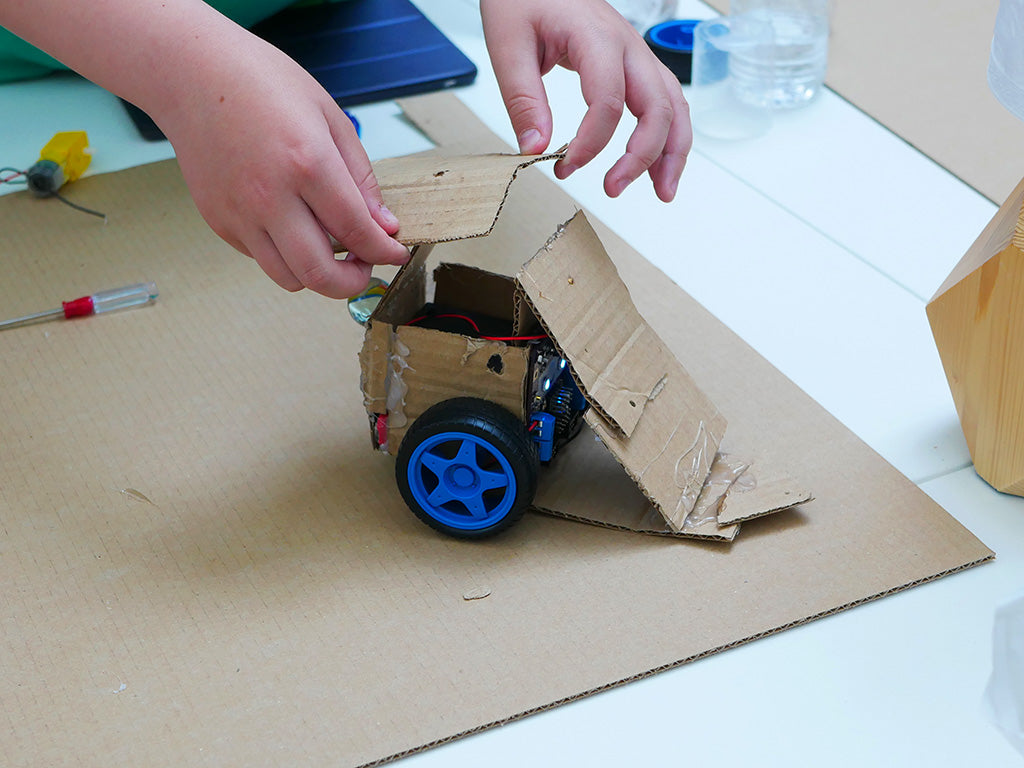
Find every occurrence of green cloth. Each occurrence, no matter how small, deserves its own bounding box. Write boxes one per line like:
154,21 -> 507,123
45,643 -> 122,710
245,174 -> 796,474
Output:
0,0 -> 306,83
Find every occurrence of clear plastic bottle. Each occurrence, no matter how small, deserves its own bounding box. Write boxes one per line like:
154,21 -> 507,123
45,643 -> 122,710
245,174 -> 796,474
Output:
730,0 -> 829,109
606,0 -> 677,32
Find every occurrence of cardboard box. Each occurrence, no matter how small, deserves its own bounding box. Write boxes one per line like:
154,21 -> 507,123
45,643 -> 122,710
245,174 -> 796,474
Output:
0,94 -> 993,767
358,151 -> 811,540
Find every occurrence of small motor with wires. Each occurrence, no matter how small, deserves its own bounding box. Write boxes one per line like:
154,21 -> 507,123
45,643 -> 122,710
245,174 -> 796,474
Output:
2,131 -> 106,220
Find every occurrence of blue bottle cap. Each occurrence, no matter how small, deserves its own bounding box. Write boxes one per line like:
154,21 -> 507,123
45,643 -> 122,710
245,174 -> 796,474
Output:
644,19 -> 700,84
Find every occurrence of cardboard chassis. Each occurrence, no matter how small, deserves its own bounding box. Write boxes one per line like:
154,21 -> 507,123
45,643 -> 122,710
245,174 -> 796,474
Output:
0,94 -> 992,767
356,155 -> 811,539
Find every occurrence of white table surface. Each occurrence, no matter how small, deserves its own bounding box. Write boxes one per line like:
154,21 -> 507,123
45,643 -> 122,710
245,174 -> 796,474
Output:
2,1 -> 1022,765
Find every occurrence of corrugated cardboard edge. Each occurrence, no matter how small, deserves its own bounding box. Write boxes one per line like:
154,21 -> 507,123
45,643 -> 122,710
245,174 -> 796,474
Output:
531,504 -> 742,542
718,478 -> 814,527
360,555 -> 992,768
361,150 -> 566,248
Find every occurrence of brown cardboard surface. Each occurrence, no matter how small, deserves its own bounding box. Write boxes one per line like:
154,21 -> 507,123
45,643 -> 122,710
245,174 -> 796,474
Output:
371,150 -> 564,245
0,93 -> 993,767
708,0 -> 1024,203
517,211 -> 726,526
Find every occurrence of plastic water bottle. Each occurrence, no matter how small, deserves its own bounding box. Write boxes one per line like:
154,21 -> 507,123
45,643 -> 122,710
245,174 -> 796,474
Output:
606,0 -> 678,32
729,0 -> 829,109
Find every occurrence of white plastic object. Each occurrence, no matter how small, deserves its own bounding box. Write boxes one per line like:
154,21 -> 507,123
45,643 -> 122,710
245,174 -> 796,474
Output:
606,0 -> 677,32
690,16 -> 775,140
730,0 -> 830,109
989,0 -> 1024,122
985,593 -> 1024,756
91,282 -> 159,314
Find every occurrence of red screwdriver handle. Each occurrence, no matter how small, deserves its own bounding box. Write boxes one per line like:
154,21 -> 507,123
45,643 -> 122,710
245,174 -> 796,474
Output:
62,296 -> 94,318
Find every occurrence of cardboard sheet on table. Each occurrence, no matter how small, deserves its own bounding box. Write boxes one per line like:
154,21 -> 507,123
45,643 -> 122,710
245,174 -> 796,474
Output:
706,0 -> 1024,203
0,93 -> 992,768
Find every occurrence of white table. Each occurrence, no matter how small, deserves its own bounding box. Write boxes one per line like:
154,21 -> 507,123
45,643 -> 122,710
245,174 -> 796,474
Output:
3,1 -> 1022,764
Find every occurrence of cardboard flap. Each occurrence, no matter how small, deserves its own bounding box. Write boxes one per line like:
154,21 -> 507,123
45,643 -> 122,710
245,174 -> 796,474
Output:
516,212 -> 691,436
372,243 -> 433,324
370,151 -> 564,246
517,212 -> 728,524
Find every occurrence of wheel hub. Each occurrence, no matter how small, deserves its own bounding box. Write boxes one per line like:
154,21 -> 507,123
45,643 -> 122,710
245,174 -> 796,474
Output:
447,464 -> 478,493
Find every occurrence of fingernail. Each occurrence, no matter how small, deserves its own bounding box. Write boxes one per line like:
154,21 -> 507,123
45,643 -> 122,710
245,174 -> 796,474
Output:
379,204 -> 399,230
518,129 -> 542,154
557,161 -> 579,179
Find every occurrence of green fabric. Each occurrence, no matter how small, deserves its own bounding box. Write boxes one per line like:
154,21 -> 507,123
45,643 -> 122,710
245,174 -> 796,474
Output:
0,0 -> 311,83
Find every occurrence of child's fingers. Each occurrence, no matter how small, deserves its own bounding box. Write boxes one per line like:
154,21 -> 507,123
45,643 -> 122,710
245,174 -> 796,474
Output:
260,200 -> 375,299
605,55 -> 690,199
327,108 -> 401,236
558,38 -> 626,179
482,7 -> 554,153
301,139 -> 410,273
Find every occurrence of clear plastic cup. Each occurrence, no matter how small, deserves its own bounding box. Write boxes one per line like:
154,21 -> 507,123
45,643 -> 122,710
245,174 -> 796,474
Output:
689,16 -> 775,140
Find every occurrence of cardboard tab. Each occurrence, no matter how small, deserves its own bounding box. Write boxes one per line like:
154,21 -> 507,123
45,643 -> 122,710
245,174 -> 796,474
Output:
371,151 -> 565,246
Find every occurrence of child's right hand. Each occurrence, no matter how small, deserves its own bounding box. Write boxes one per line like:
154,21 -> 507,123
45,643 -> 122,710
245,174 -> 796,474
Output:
150,29 -> 409,299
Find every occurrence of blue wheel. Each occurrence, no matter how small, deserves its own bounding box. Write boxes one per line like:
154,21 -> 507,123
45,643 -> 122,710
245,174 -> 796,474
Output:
396,398 -> 539,538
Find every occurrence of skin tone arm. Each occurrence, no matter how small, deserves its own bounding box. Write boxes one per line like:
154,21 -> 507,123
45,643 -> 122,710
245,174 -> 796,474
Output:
0,0 -> 409,299
0,0 -> 690,298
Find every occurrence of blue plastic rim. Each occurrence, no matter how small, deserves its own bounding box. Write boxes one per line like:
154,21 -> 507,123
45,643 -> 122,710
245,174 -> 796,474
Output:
648,19 -> 698,52
406,431 -> 517,531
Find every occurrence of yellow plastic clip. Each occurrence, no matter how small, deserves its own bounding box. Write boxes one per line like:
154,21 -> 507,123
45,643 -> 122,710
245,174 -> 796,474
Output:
38,131 -> 92,184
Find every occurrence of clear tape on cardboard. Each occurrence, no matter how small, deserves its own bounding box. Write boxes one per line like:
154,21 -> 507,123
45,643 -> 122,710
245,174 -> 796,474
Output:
683,453 -> 752,532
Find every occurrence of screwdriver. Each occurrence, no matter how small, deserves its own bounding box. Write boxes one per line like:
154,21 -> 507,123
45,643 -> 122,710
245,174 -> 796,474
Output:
0,282 -> 158,331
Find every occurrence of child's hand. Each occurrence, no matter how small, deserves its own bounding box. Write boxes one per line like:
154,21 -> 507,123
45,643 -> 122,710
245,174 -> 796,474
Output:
480,0 -> 691,202
151,34 -> 409,299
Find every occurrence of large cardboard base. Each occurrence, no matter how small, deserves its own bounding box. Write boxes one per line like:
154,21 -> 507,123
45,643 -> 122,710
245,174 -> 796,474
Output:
0,95 -> 992,767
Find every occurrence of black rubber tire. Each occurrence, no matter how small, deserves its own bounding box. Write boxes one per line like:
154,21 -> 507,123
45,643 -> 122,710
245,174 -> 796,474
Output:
395,398 -> 539,539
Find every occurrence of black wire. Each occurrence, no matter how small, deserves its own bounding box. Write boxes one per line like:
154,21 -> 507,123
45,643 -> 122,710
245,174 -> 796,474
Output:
3,164 -> 106,219
51,190 -> 107,221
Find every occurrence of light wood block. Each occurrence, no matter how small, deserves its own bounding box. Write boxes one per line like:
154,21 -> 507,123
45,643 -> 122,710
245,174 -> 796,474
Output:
928,175 -> 1024,494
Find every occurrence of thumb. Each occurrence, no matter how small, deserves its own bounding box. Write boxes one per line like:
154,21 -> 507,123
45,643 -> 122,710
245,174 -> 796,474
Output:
484,19 -> 553,154
328,106 -> 400,236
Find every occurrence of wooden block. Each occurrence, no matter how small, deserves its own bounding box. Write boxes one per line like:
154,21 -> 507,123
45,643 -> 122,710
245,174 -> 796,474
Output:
927,175 -> 1024,495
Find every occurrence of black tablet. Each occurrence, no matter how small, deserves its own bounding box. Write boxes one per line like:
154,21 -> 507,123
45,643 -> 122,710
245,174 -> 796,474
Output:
123,0 -> 477,141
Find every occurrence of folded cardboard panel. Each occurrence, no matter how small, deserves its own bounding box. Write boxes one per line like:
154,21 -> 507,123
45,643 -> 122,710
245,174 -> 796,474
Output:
0,93 -> 992,767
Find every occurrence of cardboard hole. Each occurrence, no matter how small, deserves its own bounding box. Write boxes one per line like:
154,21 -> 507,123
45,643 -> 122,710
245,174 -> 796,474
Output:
487,354 -> 504,375
629,399 -> 636,407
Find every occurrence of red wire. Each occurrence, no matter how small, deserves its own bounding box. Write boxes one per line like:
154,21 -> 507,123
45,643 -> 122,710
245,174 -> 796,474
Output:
1,170 -> 25,183
405,313 -> 547,342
